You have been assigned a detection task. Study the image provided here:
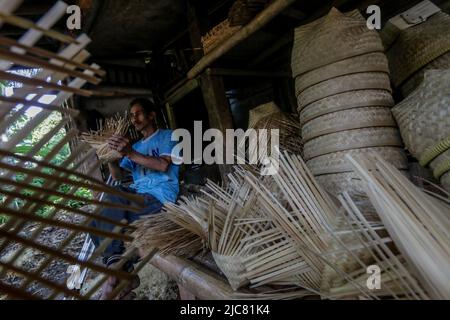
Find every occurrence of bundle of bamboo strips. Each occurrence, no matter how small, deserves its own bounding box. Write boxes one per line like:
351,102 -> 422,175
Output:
81,113 -> 135,162
346,154 -> 450,299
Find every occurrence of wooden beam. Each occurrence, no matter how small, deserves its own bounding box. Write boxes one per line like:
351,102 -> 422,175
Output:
207,67 -> 290,78
165,78 -> 199,105
187,0 -> 297,79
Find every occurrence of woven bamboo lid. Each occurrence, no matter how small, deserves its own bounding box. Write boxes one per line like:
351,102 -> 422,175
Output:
303,127 -> 403,160
302,106 -> 396,143
441,171 -> 450,193
291,8 -> 384,78
401,51 -> 450,97
306,147 -> 407,175
392,70 -> 450,160
296,72 -> 392,110
295,52 -> 390,94
212,252 -> 248,291
248,101 -> 281,128
299,90 -> 394,126
386,11 -> 450,88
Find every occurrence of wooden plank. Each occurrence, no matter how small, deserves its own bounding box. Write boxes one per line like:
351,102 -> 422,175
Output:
0,11 -> 78,45
0,35 -> 105,76
187,0 -> 297,79
207,67 -> 290,78
165,78 -> 199,105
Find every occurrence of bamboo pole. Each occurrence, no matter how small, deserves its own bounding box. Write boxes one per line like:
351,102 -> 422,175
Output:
187,0 -> 297,79
151,253 -> 249,300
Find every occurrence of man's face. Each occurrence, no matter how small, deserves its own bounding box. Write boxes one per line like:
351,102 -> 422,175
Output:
130,104 -> 154,131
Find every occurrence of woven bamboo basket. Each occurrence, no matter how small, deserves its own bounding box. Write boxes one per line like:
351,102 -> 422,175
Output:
302,107 -> 396,143
291,8 -> 384,78
299,90 -> 394,125
303,127 -> 404,161
201,19 -> 242,55
386,11 -> 450,88
296,72 -> 392,109
212,252 -> 249,291
442,172 -> 450,191
295,52 -> 390,94
392,70 -> 450,162
428,148 -> 450,193
306,147 -> 408,176
401,51 -> 450,97
246,102 -> 303,156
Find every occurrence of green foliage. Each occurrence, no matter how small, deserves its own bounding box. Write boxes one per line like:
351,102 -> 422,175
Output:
0,97 -> 93,225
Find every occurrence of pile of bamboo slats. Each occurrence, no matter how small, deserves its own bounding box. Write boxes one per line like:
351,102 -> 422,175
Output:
131,149 -> 449,299
0,0 -> 150,300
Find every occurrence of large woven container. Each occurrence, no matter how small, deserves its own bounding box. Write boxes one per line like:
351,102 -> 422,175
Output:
295,52 -> 390,94
303,128 -> 403,160
299,90 -> 394,125
296,72 -> 392,108
247,102 -> 303,156
291,8 -> 384,78
302,107 -> 396,143
385,11 -> 450,88
400,51 -> 450,97
291,8 -> 407,207
392,70 -> 450,192
306,147 -> 408,176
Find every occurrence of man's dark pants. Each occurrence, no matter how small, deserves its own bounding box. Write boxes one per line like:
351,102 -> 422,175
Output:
90,185 -> 163,268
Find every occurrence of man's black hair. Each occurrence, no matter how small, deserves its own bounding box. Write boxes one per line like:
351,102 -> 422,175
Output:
129,98 -> 158,116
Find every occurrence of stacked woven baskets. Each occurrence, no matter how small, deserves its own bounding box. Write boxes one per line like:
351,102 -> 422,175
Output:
291,8 -> 408,202
392,70 -> 450,192
383,11 -> 450,97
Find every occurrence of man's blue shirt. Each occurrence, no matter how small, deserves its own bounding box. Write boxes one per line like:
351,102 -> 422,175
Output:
119,129 -> 179,204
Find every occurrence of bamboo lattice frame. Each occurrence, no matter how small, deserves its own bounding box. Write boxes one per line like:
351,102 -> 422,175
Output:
0,1 -> 151,300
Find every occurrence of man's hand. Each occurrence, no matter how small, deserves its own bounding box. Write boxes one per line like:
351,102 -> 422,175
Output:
107,135 -> 132,156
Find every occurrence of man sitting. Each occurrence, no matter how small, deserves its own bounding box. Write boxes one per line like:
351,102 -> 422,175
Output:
89,98 -> 180,299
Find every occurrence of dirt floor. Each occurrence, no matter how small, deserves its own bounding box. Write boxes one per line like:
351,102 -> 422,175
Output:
0,206 -> 179,300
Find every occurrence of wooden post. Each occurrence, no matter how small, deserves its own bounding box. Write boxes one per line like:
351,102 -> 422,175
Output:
199,72 -> 234,181
199,72 -> 234,134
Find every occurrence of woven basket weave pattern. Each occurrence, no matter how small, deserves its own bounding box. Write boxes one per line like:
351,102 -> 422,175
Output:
393,70 -> 450,158
306,147 -> 408,175
212,252 -> 249,291
302,107 -> 396,142
299,90 -> 394,125
386,12 -> 450,87
291,8 -> 384,77
296,72 -> 392,109
400,51 -> 450,97
303,128 -> 403,161
294,52 -> 389,94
